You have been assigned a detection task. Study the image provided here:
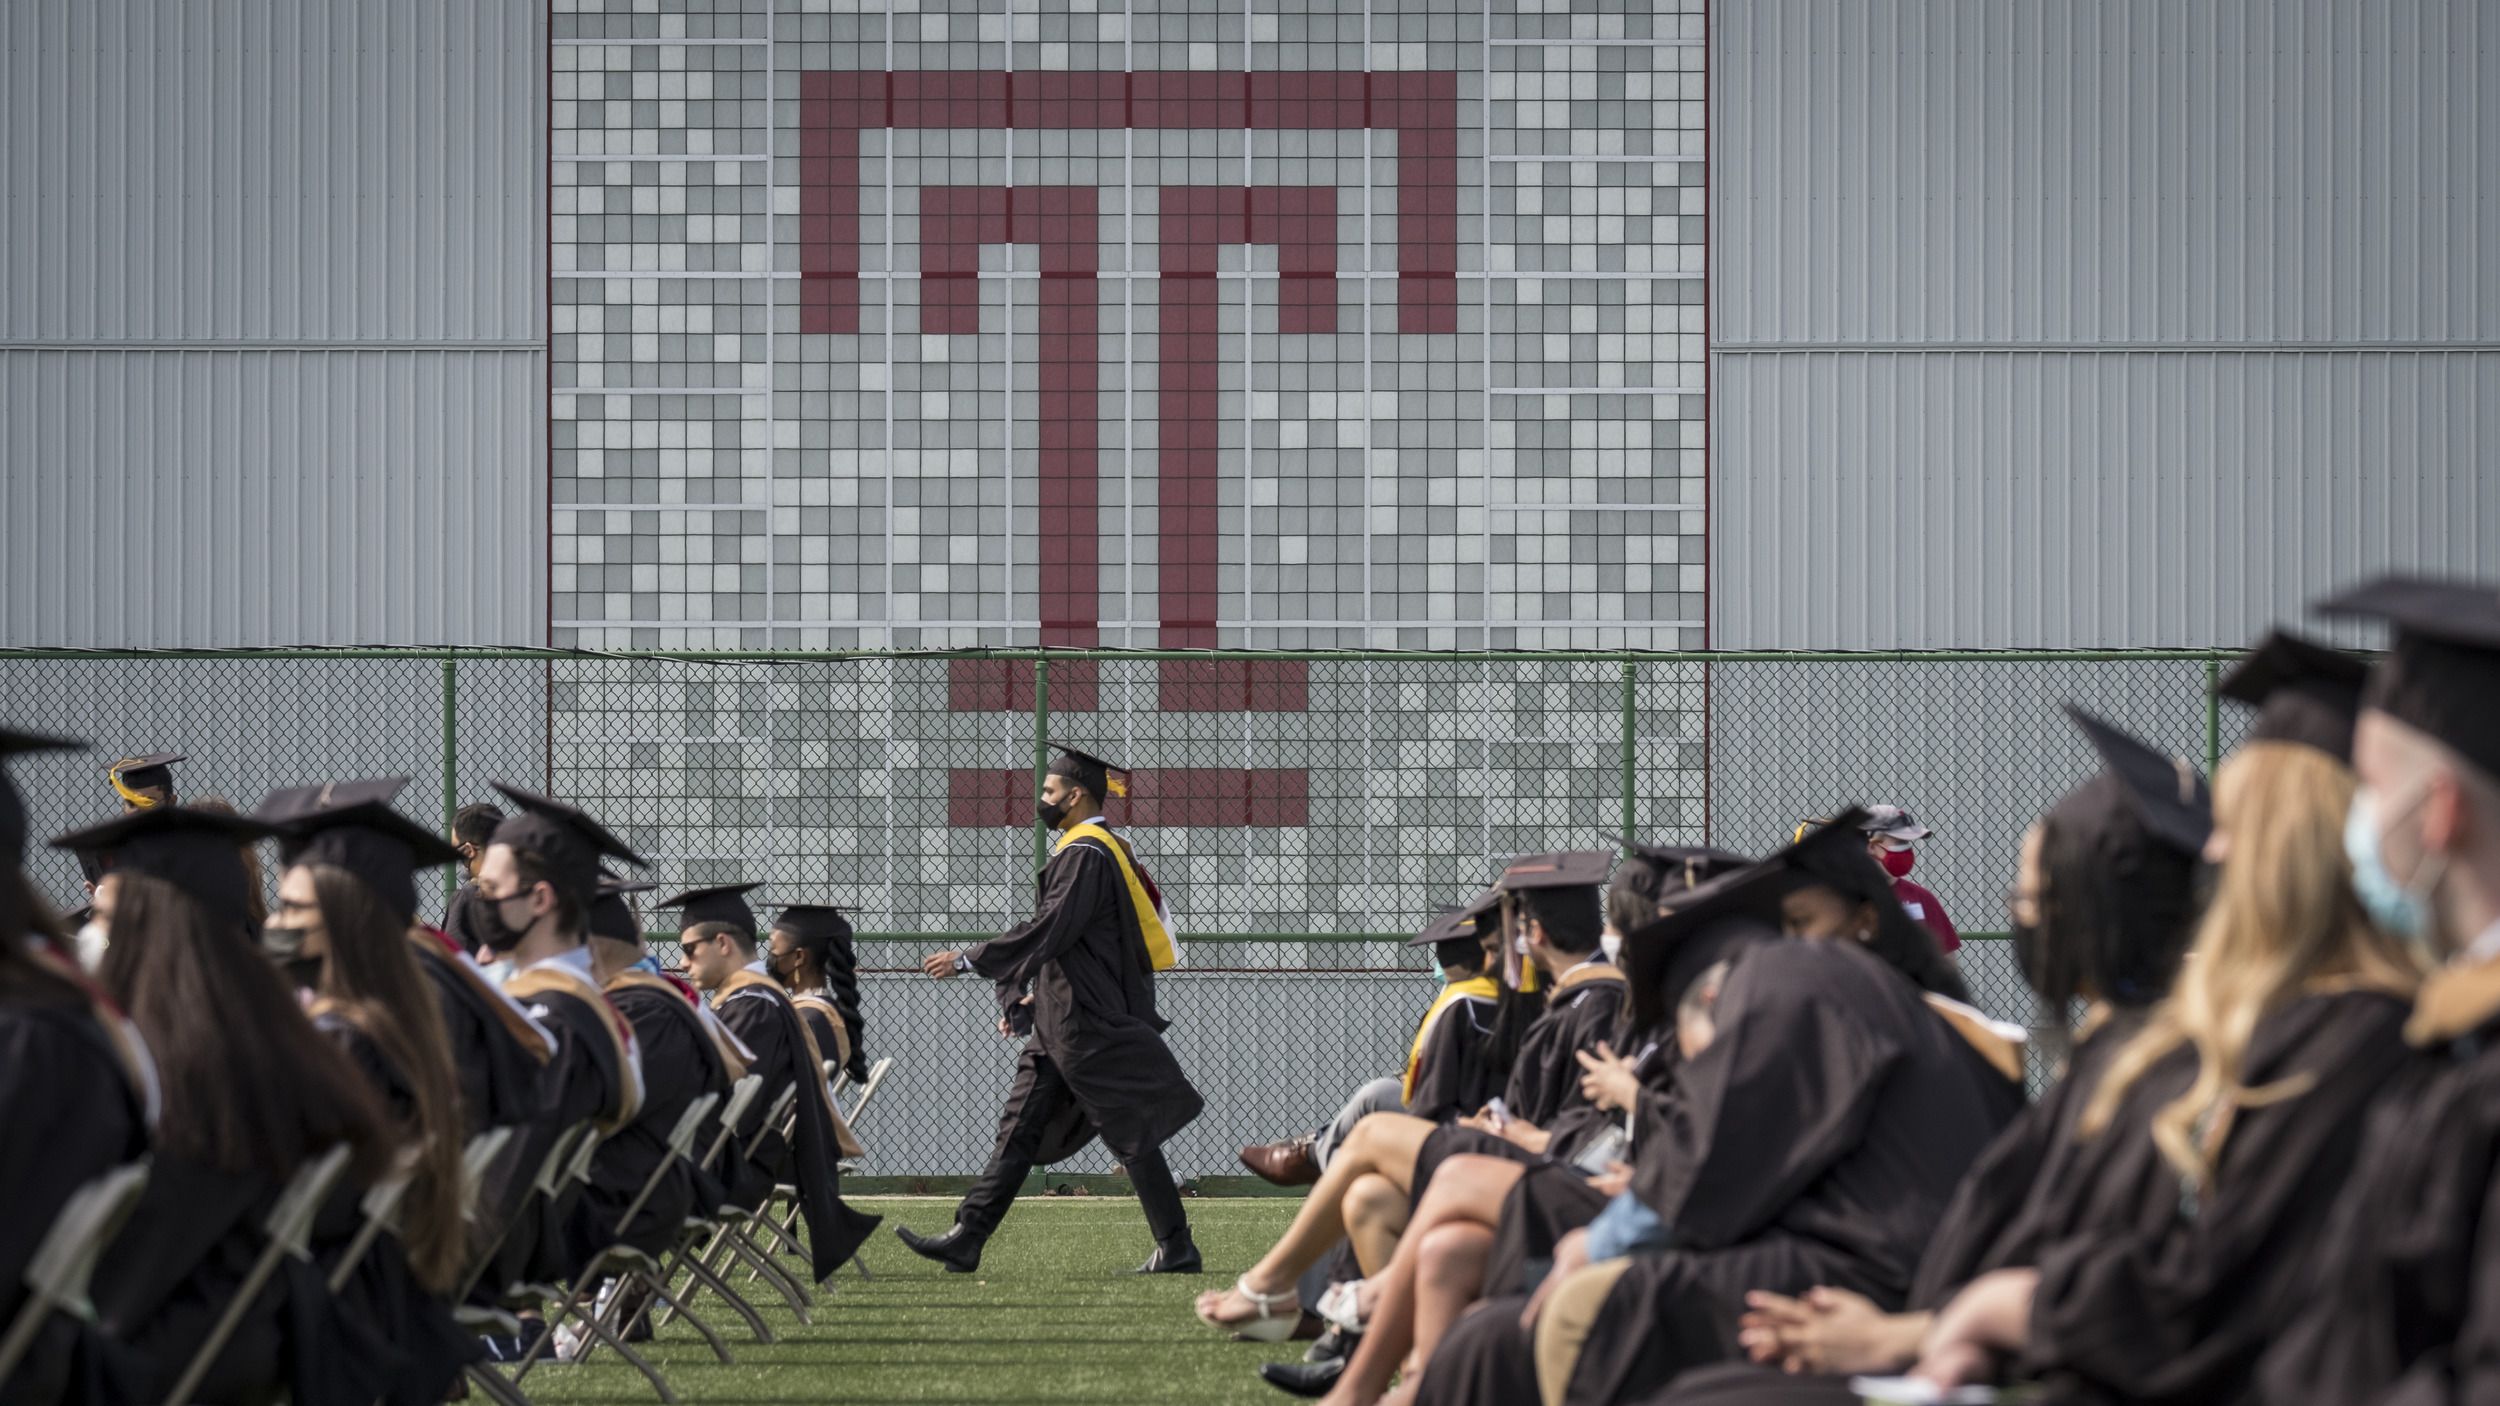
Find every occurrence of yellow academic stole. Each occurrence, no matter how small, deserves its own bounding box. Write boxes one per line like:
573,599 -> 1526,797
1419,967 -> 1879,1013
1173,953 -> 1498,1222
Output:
507,963 -> 645,1130
713,971 -> 864,1159
1056,820 -> 1179,972
1404,975 -> 1499,1102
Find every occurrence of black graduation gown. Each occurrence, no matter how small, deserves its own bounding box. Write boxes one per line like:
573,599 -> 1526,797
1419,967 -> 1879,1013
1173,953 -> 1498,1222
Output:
484,971 -> 637,1290
0,996 -> 151,1405
569,982 -> 731,1260
310,1014 -> 483,1406
2261,960 -> 2500,1406
441,878 -> 490,957
410,937 -> 548,1134
1479,1045 -> 1684,1298
1411,966 -> 1630,1201
795,999 -> 848,1083
1558,940 -> 2016,1406
714,973 -> 881,1282
964,833 -> 1204,1160
1407,984 -> 1502,1124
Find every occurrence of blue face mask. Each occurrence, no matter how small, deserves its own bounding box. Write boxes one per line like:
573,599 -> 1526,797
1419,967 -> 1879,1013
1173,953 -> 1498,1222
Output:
2345,788 -> 2437,954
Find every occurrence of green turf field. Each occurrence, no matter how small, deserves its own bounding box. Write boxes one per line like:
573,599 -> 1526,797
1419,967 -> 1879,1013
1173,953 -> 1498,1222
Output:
519,1196 -> 1312,1405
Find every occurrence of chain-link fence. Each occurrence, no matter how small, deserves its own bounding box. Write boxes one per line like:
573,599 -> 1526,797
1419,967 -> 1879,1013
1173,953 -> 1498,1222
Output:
0,646 -> 2247,1174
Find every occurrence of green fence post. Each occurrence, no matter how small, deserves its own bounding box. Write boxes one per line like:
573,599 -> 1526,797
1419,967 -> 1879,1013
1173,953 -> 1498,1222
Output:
1032,654 -> 1052,871
2204,656 -> 2221,775
1619,656 -> 1638,840
440,658 -> 459,906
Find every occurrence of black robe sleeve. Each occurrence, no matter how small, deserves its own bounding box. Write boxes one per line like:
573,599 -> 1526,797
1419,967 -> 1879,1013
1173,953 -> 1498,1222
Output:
718,990 -> 796,1183
1630,948 -> 1903,1249
2022,990 -> 2411,1403
440,880 -> 488,956
717,987 -> 878,1280
0,1001 -> 148,1377
577,988 -> 716,1258
964,842 -> 1108,989
1504,980 -> 1629,1129
414,944 -> 546,1133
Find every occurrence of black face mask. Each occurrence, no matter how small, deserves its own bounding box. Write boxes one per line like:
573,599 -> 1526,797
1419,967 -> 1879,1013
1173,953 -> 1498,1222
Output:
2009,918 -> 2049,995
260,923 -> 324,991
487,890 -> 536,948
1036,798 -> 1069,829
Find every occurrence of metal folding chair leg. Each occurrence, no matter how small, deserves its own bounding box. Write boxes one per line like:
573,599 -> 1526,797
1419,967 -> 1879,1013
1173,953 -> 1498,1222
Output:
719,1227 -> 813,1322
465,1362 -> 537,1406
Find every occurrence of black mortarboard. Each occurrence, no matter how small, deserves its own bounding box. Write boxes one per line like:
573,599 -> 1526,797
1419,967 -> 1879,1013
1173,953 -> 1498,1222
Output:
769,904 -> 853,943
1045,742 -> 1131,800
1401,906 -> 1472,948
1610,837 -> 1750,900
256,776 -> 462,925
2215,629 -> 2371,762
1621,865 -> 1786,1034
660,882 -> 763,936
107,753 -> 183,806
1769,806 -> 1893,905
49,805 -> 281,933
1495,850 -> 1614,893
2066,707 -> 2214,855
1,729 -> 82,864
590,873 -> 658,945
2317,575 -> 2500,781
486,783 -> 646,911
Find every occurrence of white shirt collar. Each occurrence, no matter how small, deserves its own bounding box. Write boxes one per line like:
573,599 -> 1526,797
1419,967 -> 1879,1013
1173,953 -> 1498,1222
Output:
744,956 -> 771,976
2462,917 -> 2500,964
521,946 -> 597,980
1556,956 -> 1610,983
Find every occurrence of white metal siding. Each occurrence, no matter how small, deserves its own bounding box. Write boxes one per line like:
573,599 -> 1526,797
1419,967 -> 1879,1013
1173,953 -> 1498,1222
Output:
0,0 -> 544,645
1712,0 -> 2500,649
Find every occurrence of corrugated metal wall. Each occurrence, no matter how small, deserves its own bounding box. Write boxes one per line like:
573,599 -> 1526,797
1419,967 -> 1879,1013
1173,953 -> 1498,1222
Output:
1712,0 -> 2499,649
0,0 -> 544,646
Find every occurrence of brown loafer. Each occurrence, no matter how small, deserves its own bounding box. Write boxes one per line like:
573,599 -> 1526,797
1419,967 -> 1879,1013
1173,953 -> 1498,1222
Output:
1238,1136 -> 1321,1187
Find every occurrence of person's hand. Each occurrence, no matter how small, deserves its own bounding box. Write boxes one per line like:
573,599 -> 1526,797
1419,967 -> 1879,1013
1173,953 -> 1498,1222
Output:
1740,1287 -> 1924,1375
1910,1268 -> 2038,1389
1459,1106 -> 1498,1134
996,1016 -> 1015,1037
922,950 -> 960,980
1521,1228 -> 1594,1331
1576,1042 -> 1642,1113
1495,1117 -> 1551,1154
1588,1159 -> 1633,1199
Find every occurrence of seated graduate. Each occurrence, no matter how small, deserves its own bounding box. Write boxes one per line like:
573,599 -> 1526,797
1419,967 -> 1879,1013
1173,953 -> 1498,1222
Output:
54,803 -> 403,1406
573,876 -> 747,1266
766,903 -> 862,1085
1239,894 -> 1506,1192
1423,840 -> 2022,1406
0,730 -> 158,1405
1194,851 -> 1623,1340
1256,845 -> 1748,1401
257,778 -> 491,1403
2258,581 -> 2500,1406
468,784 -> 650,1298
673,883 -> 880,1285
1670,660 -> 2370,1390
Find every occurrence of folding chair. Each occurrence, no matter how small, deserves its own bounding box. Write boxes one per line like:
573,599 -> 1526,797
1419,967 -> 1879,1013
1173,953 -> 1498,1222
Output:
651,1078 -> 812,1332
453,1123 -> 594,1406
780,1054 -> 893,1282
324,1143 -> 423,1294
163,1143 -> 355,1406
631,1075 -> 783,1346
511,1094 -> 725,1403
0,1162 -> 150,1389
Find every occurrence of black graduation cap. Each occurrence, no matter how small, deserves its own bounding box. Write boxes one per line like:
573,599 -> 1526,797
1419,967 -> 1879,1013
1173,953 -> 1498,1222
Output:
590,873 -> 658,946
1401,906 -> 1472,948
660,881 -> 763,936
256,776 -> 461,925
485,782 -> 647,911
769,904 -> 853,943
2065,707 -> 2214,856
1768,806 -> 1892,905
1044,741 -> 1131,800
1621,864 -> 1787,1035
2215,630 -> 2370,762
2317,574 -> 2500,782
1495,850 -> 1614,893
1,729 -> 82,865
107,753 -> 183,806
49,804 -> 282,934
1611,837 -> 1750,899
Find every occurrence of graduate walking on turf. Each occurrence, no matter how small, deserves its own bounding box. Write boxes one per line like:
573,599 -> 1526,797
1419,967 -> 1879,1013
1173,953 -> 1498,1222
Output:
905,743 -> 1207,1275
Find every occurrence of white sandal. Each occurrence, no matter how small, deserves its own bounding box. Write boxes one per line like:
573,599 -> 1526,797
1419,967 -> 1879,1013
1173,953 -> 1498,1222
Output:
1197,1275 -> 1299,1342
1316,1278 -> 1370,1335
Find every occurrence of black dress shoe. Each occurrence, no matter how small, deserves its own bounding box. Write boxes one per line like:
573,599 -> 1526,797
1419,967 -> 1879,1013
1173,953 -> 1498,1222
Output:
895,1222 -> 988,1273
1258,1357 -> 1348,1397
1134,1232 -> 1203,1274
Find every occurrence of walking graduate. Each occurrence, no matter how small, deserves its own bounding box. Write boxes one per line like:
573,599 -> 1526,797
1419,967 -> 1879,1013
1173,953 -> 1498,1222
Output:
903,742 -> 1206,1275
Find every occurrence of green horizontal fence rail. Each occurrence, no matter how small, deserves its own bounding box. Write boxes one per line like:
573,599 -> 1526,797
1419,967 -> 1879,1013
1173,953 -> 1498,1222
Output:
1,644 -> 2251,1173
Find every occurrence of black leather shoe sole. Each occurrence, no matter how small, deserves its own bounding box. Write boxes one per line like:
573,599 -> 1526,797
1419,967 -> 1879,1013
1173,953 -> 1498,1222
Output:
894,1225 -> 983,1274
1259,1357 -> 1348,1397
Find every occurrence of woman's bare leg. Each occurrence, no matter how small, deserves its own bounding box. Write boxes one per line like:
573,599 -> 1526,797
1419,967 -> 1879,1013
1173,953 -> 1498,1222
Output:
1408,1221 -> 1496,1371
1197,1112 -> 1438,1325
1312,1159 -> 1527,1406
1347,1172 -> 1411,1275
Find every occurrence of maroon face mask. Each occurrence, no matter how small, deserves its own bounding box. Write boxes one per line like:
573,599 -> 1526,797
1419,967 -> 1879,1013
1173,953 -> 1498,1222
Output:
1877,846 -> 1917,879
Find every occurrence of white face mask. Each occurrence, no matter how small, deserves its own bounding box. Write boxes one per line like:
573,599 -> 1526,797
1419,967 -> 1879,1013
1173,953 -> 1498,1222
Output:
73,920 -> 109,972
1598,926 -> 1624,963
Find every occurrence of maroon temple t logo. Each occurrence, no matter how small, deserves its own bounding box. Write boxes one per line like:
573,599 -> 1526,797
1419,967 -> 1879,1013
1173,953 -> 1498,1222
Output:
797,71 -> 1461,828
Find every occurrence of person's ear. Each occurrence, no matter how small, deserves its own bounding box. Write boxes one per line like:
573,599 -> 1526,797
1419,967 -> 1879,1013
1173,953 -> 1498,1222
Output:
2422,772 -> 2464,856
